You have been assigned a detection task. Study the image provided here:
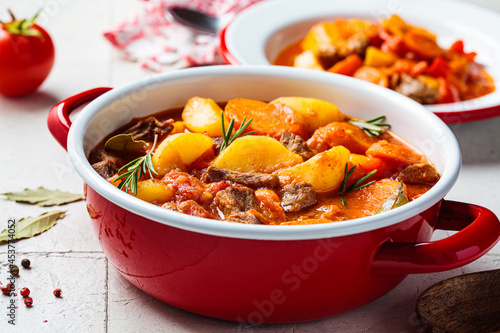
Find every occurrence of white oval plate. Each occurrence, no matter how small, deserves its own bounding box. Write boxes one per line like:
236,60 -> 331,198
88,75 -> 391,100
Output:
220,0 -> 500,123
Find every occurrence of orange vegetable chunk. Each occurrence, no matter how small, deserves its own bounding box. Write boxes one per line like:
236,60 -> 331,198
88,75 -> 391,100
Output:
339,179 -> 405,219
365,140 -> 424,167
224,98 -> 308,139
327,54 -> 363,76
307,122 -> 378,154
255,189 -> 286,224
403,30 -> 442,60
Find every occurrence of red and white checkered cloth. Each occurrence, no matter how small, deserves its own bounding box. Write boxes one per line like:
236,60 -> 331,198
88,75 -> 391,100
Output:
103,0 -> 263,72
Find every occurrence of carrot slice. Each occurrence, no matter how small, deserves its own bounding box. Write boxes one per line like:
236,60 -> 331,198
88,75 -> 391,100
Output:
403,30 -> 442,60
358,155 -> 400,179
307,122 -> 378,154
224,98 -> 308,139
365,140 -> 424,167
340,179 -> 404,218
255,189 -> 286,224
327,54 -> 363,76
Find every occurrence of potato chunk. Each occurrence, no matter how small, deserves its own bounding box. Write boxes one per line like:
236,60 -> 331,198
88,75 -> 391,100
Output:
182,96 -> 224,136
276,146 -> 350,192
269,97 -> 345,133
212,136 -> 303,173
136,179 -> 174,203
152,133 -> 214,176
302,22 -> 343,58
293,50 -> 324,70
364,46 -> 396,67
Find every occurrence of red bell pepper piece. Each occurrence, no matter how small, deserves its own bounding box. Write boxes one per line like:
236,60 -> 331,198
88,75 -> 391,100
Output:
449,40 -> 477,61
449,40 -> 464,54
426,56 -> 451,78
437,77 -> 459,104
411,61 -> 428,76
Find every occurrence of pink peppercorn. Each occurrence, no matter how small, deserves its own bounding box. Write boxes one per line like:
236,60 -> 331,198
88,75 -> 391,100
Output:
20,287 -> 30,297
24,297 -> 33,307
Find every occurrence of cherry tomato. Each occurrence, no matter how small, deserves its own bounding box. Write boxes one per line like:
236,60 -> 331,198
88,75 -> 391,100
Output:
0,11 -> 55,97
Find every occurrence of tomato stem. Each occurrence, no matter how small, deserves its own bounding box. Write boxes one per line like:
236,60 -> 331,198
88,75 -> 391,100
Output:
8,9 -> 16,21
1,9 -> 43,39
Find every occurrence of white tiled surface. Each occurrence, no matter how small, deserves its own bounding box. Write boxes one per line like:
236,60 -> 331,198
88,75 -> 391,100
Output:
1,0 -> 499,332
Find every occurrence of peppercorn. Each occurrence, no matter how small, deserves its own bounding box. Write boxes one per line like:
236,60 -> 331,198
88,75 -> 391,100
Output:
24,297 -> 33,307
53,288 -> 62,298
20,287 -> 30,297
21,259 -> 31,269
1,283 -> 13,296
9,264 -> 19,276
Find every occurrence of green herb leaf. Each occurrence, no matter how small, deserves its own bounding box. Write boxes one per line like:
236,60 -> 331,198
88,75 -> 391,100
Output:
376,181 -> 409,214
0,211 -> 65,243
1,187 -> 83,206
339,163 -> 377,209
220,111 -> 256,152
104,134 -> 147,151
113,135 -> 159,195
349,115 -> 391,137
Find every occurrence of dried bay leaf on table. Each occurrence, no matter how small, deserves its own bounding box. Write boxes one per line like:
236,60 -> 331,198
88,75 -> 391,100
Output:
0,211 -> 66,243
1,187 -> 83,206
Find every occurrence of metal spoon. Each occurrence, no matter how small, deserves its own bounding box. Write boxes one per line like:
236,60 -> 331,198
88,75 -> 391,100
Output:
165,6 -> 228,35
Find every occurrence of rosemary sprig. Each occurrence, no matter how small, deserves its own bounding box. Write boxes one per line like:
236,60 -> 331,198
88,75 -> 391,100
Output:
220,111 -> 256,152
113,135 -> 159,195
339,163 -> 377,209
349,115 -> 391,137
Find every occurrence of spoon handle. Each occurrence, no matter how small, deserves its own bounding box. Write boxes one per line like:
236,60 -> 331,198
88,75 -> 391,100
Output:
165,6 -> 219,35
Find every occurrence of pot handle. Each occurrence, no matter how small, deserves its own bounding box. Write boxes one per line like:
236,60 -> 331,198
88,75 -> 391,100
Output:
371,200 -> 500,275
47,87 -> 112,150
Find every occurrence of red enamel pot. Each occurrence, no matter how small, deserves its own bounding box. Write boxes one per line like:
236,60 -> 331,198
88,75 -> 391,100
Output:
47,66 -> 500,323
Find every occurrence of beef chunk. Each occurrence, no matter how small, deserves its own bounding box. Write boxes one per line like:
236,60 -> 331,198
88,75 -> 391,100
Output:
280,132 -> 315,160
340,33 -> 370,58
202,166 -> 279,188
212,137 -> 224,155
215,184 -> 259,216
88,148 -> 124,165
227,209 -> 269,225
396,163 -> 440,185
124,117 -> 174,141
317,33 -> 370,69
92,159 -> 119,179
89,148 -> 126,179
281,182 -> 317,212
393,74 -> 440,104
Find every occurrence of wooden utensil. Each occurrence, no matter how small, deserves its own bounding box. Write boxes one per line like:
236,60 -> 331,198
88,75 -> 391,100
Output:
416,269 -> 500,333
